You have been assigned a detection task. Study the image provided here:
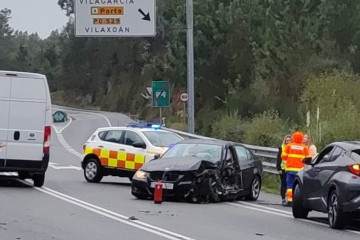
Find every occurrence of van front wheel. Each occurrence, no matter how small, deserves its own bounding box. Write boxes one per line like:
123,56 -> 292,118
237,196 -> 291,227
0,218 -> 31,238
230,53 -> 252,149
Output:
33,173 -> 45,187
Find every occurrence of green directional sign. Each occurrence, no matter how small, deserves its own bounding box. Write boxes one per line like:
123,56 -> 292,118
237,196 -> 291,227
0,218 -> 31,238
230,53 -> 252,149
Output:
152,81 -> 170,107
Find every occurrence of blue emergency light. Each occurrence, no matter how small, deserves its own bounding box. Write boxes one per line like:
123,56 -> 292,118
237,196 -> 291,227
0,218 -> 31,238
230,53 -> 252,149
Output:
127,122 -> 162,129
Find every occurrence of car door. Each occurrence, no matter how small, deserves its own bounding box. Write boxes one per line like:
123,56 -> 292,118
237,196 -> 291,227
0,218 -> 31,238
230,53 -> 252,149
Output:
303,145 -> 335,211
122,130 -> 147,170
310,146 -> 344,212
0,75 -> 10,167
234,145 -> 255,191
97,130 -> 124,168
223,145 -> 243,191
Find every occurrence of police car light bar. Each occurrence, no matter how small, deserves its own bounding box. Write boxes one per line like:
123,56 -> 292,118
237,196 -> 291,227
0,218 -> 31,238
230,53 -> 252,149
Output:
127,122 -> 162,129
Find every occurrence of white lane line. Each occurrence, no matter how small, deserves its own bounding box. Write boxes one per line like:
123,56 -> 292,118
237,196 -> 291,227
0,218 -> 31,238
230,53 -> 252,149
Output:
31,185 -> 195,240
90,112 -> 112,127
52,118 -> 72,134
49,162 -> 82,171
228,202 -> 360,235
229,201 -> 292,215
53,127 -> 82,159
227,202 -> 292,218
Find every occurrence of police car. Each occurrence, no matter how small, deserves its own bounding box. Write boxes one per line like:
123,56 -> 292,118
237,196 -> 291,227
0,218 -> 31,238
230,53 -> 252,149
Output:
81,123 -> 183,183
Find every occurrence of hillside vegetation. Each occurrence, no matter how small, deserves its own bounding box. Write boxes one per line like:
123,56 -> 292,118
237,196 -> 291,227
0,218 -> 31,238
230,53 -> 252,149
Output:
2,0 -> 360,149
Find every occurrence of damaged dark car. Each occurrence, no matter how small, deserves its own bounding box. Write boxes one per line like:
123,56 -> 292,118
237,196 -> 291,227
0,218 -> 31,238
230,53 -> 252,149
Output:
131,139 -> 263,203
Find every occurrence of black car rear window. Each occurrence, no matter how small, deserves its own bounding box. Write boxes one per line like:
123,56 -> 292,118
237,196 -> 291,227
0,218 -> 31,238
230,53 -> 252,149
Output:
351,150 -> 360,163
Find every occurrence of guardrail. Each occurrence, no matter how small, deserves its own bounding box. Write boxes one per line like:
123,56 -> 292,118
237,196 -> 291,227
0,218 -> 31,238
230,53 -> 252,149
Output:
164,127 -> 279,174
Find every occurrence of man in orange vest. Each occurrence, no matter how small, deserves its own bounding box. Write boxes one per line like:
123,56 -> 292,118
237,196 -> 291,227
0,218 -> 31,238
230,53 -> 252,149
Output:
281,131 -> 309,206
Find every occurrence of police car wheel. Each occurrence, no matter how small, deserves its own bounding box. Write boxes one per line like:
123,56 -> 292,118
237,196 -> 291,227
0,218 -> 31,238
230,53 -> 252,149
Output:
84,158 -> 103,183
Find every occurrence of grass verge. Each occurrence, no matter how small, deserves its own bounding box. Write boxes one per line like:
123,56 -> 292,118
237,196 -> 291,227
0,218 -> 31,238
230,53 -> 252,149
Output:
262,172 -> 281,194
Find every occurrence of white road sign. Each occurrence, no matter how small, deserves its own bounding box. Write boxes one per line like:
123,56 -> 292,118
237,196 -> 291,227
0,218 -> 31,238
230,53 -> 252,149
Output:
75,0 -> 156,37
180,92 -> 188,102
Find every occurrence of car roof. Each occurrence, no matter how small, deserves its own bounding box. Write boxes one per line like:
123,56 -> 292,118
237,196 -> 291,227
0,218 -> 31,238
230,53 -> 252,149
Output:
177,138 -> 233,146
329,141 -> 360,151
95,126 -> 170,133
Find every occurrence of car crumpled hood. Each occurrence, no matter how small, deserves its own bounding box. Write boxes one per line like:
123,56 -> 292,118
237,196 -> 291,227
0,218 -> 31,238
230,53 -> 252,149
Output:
142,156 -> 213,172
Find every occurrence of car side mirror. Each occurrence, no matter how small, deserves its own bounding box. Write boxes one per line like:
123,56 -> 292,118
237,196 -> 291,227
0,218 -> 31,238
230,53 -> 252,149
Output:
302,157 -> 313,165
132,142 -> 146,149
154,154 -> 161,159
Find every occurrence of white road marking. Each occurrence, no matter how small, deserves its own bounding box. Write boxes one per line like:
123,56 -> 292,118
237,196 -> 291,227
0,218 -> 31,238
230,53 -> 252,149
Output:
49,162 -> 82,170
29,184 -> 196,240
52,128 -> 82,159
228,201 -> 360,235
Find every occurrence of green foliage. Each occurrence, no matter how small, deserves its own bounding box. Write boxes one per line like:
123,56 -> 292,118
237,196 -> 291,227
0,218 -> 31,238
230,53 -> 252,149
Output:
243,110 -> 290,147
3,1 -> 360,148
211,111 -> 245,142
301,71 -> 360,149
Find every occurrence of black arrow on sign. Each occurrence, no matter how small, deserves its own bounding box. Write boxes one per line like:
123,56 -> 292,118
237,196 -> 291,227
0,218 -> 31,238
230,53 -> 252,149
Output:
138,9 -> 151,21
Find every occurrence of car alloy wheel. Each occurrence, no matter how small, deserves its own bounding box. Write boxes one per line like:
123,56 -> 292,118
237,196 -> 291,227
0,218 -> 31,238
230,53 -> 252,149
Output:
84,158 -> 103,183
252,177 -> 260,199
328,190 -> 346,229
246,175 -> 261,201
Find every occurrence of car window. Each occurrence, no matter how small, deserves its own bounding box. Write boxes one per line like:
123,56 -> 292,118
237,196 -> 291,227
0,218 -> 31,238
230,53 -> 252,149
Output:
315,146 -> 334,164
350,150 -> 360,164
162,143 -> 222,162
142,131 -> 183,147
103,130 -> 122,143
98,131 -> 108,140
124,131 -> 144,146
234,146 -> 248,163
245,149 -> 254,160
328,147 -> 343,162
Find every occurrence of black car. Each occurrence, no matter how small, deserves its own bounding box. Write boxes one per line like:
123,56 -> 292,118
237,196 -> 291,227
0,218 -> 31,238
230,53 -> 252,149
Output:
292,141 -> 360,228
131,139 -> 263,203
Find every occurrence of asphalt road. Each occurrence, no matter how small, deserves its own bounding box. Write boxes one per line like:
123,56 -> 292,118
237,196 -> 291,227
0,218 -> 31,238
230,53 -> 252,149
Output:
1,107 -> 359,240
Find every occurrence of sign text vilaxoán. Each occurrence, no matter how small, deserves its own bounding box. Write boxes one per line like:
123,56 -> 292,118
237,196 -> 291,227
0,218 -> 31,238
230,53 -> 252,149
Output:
75,0 -> 156,37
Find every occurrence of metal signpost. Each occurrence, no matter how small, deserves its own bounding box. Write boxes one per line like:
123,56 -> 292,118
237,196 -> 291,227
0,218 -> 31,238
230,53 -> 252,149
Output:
186,0 -> 195,133
180,92 -> 188,122
74,0 -> 156,37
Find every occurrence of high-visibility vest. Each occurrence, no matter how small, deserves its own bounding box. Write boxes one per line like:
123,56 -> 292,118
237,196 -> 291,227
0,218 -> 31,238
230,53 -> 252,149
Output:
280,144 -> 286,170
281,143 -> 310,172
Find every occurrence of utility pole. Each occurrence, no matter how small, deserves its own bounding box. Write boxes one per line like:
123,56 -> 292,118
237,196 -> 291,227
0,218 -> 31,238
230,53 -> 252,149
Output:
186,0 -> 195,133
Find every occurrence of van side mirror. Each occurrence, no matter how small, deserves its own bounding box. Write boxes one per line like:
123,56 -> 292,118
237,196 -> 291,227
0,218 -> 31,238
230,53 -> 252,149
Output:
302,157 -> 313,165
132,142 -> 146,149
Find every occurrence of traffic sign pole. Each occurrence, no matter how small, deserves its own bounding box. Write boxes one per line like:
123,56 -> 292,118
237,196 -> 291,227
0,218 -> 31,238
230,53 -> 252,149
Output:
186,0 -> 195,133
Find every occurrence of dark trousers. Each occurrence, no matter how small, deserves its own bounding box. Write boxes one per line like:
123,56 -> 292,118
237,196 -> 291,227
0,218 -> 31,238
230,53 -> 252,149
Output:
280,170 -> 287,200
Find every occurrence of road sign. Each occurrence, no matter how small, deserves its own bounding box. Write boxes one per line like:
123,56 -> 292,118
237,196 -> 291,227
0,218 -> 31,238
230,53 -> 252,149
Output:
75,0 -> 156,37
180,92 -> 188,102
53,111 -> 68,123
152,81 -> 170,107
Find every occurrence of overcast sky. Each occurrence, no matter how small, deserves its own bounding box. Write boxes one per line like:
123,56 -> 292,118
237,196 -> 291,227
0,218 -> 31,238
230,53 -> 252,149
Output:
0,0 -> 69,39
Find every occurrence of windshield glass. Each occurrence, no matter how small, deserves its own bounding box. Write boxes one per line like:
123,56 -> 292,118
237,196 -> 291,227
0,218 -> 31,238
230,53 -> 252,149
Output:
142,131 -> 183,147
162,143 -> 223,162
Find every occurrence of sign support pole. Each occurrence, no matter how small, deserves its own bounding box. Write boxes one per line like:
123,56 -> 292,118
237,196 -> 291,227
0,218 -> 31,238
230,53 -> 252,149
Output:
186,0 -> 195,133
160,107 -> 162,124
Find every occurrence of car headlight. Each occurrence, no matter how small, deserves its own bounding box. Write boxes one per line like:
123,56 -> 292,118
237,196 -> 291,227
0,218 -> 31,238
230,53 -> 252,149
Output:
135,170 -> 148,180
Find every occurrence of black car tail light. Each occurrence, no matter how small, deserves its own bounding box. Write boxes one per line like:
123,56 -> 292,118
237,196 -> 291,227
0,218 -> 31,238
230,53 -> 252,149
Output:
348,164 -> 360,176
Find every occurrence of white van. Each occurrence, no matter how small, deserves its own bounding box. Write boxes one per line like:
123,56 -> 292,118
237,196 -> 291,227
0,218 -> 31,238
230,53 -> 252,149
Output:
0,71 -> 52,187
